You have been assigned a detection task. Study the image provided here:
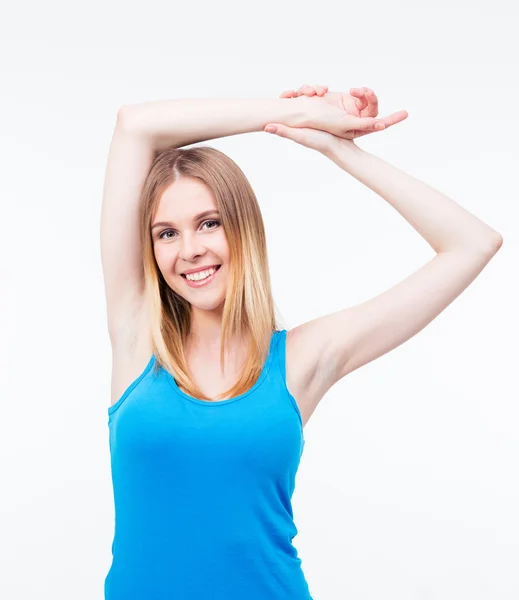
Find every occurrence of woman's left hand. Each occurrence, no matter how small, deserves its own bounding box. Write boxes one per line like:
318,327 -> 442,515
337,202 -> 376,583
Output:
265,83 -> 408,155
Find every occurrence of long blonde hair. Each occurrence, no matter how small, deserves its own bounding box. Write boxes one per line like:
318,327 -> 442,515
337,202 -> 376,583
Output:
139,145 -> 285,401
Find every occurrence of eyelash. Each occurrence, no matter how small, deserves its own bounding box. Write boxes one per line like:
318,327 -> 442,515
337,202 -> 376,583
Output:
158,219 -> 221,240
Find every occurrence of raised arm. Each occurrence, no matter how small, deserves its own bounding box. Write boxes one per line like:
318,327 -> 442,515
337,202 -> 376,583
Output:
100,97 -> 308,348
264,116 -> 503,426
118,97 -> 309,150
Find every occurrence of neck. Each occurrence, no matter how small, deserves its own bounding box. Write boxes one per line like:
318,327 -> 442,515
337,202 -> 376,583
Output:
187,306 -> 247,352
188,305 -> 223,344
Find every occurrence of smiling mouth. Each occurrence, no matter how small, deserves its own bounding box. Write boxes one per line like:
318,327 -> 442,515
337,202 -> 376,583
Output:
180,265 -> 222,280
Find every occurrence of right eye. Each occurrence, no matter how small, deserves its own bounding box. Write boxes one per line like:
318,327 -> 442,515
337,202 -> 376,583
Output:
158,229 -> 177,240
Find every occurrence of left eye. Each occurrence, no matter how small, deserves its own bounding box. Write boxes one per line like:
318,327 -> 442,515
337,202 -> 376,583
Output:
203,219 -> 220,230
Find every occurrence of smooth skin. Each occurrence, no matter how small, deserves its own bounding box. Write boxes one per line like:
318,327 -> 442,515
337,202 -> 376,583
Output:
269,83 -> 409,153
279,83 -> 408,138
101,85 -> 501,425
260,83 -> 502,427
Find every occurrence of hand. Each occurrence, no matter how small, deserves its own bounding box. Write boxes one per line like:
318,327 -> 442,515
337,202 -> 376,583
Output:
265,83 -> 408,155
264,118 -> 349,156
280,84 -> 379,121
279,83 -> 407,136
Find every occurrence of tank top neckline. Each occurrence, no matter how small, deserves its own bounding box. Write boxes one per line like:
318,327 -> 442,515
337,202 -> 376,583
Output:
156,329 -> 282,407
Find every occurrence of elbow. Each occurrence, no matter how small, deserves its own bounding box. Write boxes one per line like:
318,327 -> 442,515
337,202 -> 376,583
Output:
459,233 -> 504,258
474,231 -> 504,255
116,105 -> 132,128
489,233 -> 504,253
116,105 -> 141,135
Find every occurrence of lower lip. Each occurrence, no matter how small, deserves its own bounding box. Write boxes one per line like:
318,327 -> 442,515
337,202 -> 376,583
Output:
182,266 -> 221,288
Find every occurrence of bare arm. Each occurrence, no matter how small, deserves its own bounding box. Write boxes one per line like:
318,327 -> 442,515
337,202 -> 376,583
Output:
119,97 -> 308,150
322,140 -> 502,253
102,96 -> 308,345
286,141 -> 502,424
100,119 -> 156,342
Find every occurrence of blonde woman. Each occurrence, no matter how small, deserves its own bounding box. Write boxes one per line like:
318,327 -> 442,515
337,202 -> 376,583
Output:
100,85 -> 502,599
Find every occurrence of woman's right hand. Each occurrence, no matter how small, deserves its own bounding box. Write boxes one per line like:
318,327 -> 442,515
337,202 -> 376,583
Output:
281,84 -> 378,119
280,84 -> 408,140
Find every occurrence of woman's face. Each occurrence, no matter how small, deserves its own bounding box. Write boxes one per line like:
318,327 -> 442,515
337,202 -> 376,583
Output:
151,177 -> 230,312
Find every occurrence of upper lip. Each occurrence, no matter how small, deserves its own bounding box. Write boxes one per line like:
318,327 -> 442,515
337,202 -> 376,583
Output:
181,264 -> 221,275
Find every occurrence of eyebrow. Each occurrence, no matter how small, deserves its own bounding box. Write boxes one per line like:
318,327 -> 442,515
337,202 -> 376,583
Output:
151,210 -> 220,231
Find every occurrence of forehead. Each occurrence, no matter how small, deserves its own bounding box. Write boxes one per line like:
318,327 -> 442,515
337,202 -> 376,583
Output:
156,177 -> 216,220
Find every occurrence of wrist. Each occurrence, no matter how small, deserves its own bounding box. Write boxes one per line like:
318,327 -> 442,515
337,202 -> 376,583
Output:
323,137 -> 363,161
278,96 -> 315,129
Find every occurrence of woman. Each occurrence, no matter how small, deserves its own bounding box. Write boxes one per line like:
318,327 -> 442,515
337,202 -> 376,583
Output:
100,84 -> 502,599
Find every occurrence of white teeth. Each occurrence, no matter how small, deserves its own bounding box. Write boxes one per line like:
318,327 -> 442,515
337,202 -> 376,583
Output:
185,266 -> 217,281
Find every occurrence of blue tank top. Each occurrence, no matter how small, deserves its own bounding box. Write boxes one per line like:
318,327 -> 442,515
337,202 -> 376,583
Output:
105,329 -> 313,599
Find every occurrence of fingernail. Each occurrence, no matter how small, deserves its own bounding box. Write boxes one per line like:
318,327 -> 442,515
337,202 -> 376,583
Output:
265,126 -> 277,133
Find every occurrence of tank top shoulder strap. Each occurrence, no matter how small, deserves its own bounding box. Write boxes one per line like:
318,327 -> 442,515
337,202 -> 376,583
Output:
270,329 -> 304,430
272,329 -> 288,379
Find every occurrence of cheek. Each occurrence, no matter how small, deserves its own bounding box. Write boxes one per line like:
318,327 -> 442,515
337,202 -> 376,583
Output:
215,233 -> 230,261
154,247 -> 178,275
153,247 -> 166,270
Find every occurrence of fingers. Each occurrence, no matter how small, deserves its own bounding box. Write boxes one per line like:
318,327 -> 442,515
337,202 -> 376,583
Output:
280,84 -> 329,98
264,122 -> 304,143
346,116 -> 385,132
379,109 -> 409,128
349,84 -> 408,134
264,122 -> 335,154
340,116 -> 384,140
351,87 -> 378,117
350,88 -> 369,112
302,84 -> 328,96
353,109 -> 409,139
358,110 -> 408,134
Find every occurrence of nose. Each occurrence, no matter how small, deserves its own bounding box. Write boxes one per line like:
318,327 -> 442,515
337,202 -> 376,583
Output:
178,231 -> 205,262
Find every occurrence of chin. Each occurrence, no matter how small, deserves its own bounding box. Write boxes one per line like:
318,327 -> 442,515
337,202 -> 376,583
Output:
190,296 -> 226,312
169,284 -> 226,311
